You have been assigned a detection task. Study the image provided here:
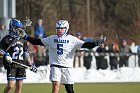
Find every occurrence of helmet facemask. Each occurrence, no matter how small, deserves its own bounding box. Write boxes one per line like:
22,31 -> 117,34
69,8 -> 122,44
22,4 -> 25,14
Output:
13,26 -> 22,34
56,20 -> 69,37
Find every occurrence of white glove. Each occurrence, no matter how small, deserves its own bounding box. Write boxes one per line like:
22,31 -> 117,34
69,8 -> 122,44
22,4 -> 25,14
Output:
95,35 -> 106,46
4,53 -> 12,64
30,64 -> 37,73
19,29 -> 27,39
100,35 -> 106,42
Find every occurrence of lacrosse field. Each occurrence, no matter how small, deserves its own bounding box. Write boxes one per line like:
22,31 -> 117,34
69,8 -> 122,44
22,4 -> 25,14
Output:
0,83 -> 140,93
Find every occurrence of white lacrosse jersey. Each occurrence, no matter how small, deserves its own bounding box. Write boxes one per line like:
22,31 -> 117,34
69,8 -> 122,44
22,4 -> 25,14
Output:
41,35 -> 84,67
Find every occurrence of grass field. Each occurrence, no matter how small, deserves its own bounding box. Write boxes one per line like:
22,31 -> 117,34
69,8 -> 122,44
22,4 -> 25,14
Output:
0,83 -> 140,93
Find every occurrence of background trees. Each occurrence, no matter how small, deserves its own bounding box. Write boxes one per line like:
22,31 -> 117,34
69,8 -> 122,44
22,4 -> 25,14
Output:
16,0 -> 140,44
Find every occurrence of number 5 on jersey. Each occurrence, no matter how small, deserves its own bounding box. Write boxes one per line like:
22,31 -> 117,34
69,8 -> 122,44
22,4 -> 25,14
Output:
57,44 -> 63,55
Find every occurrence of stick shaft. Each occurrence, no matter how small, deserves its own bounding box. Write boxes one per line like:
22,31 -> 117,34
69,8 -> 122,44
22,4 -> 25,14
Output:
12,60 -> 31,69
5,38 -> 19,52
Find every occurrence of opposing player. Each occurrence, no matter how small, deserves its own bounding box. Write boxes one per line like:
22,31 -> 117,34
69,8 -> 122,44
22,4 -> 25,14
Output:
0,19 -> 36,93
22,20 -> 106,93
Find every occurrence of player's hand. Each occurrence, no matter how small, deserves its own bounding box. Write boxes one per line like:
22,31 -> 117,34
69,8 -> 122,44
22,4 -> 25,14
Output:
30,64 -> 37,73
100,35 -> 106,43
4,53 -> 12,64
19,29 -> 28,39
95,35 -> 106,46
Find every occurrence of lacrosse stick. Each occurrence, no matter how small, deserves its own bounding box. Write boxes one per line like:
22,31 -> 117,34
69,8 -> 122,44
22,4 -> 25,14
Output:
22,16 -> 32,29
5,37 -> 20,52
12,60 -> 48,78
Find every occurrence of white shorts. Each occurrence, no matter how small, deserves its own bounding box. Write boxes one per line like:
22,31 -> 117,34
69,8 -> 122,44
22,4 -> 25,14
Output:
50,66 -> 74,84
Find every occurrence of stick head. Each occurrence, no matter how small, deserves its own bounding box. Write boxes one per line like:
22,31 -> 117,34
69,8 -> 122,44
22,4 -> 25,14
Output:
22,17 -> 32,29
100,35 -> 106,42
37,66 -> 48,79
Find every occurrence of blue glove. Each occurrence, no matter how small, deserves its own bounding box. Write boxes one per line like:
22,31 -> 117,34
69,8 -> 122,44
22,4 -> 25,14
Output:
30,64 -> 37,73
4,53 -> 12,64
23,34 -> 29,40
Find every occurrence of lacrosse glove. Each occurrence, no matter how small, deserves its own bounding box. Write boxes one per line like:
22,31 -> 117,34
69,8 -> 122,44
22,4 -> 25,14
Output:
4,53 -> 12,64
19,29 -> 28,39
30,64 -> 37,73
95,35 -> 106,46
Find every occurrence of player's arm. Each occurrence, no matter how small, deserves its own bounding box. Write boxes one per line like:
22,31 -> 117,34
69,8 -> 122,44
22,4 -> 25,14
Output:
23,42 -> 37,72
24,51 -> 32,65
0,38 -> 7,56
25,36 -> 44,45
23,51 -> 37,72
81,42 -> 97,49
23,41 -> 32,65
0,43 -> 12,64
81,36 -> 106,49
19,29 -> 44,45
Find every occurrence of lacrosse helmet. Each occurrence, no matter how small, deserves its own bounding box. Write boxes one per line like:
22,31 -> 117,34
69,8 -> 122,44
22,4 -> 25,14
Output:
9,19 -> 23,38
56,20 -> 69,37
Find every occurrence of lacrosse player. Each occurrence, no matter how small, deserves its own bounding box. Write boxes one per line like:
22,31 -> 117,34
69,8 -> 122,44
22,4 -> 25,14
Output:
22,20 -> 106,93
0,19 -> 36,93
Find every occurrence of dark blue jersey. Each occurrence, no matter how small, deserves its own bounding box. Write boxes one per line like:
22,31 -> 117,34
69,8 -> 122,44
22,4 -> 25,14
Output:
0,35 -> 28,68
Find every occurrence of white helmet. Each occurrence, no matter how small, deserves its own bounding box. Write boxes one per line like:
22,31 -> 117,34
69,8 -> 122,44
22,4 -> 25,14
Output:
56,20 -> 69,37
